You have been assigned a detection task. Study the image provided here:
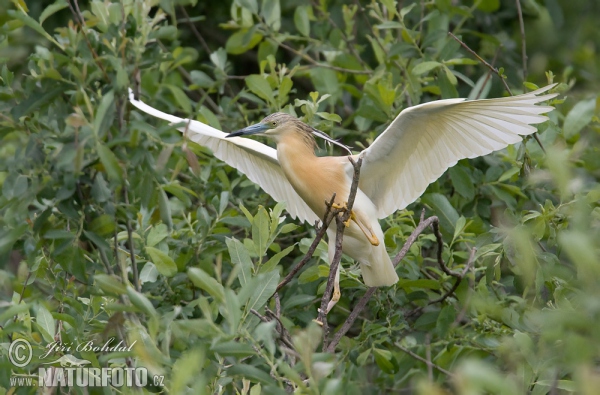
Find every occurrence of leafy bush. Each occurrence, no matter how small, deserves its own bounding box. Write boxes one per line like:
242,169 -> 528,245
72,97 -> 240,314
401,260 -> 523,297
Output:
1,0 -> 599,394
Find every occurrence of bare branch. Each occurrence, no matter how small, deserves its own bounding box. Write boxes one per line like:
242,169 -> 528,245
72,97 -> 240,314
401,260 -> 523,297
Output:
123,183 -> 140,292
327,215 -> 441,352
276,194 -> 338,293
317,157 -> 363,347
396,343 -> 455,377
515,0 -> 528,80
447,32 -> 512,96
275,40 -> 372,75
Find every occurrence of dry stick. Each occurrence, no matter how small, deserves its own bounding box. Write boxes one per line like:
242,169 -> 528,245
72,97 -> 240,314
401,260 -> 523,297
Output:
275,194 -> 338,292
317,157 -> 363,348
395,343 -> 455,377
474,49 -> 500,100
178,6 -> 212,55
123,184 -> 140,292
448,32 -> 512,96
515,0 -> 528,80
67,0 -> 109,81
276,40 -> 372,75
326,217 -> 477,352
327,215 -> 441,352
447,32 -> 546,152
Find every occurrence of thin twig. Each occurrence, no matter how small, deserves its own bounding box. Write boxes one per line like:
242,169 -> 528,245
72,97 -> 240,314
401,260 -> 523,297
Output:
327,215 -> 441,352
275,40 -> 371,75
475,49 -> 499,100
275,194 -> 338,292
405,247 -> 476,319
123,184 -> 140,292
396,343 -> 455,377
67,0 -> 109,81
250,309 -> 269,323
447,32 -> 512,95
178,6 -> 211,54
515,0 -> 528,80
317,157 -> 363,347
425,334 -> 433,381
326,217 -> 477,352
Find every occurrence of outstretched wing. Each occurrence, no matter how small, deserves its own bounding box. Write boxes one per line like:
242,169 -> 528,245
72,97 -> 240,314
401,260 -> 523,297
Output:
129,91 -> 318,224
358,84 -> 558,219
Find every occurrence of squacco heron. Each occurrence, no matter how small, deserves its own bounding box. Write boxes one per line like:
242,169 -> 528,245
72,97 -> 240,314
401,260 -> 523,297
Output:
129,84 -> 557,312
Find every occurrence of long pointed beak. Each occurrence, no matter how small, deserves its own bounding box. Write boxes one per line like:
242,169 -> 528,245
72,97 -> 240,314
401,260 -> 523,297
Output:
226,123 -> 269,138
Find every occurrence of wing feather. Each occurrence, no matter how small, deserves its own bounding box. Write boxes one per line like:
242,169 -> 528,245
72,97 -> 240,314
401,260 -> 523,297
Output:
129,91 -> 318,224
359,84 -> 558,218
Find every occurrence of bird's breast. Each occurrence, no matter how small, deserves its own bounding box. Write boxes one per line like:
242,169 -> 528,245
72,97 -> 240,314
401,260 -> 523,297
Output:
277,145 -> 349,218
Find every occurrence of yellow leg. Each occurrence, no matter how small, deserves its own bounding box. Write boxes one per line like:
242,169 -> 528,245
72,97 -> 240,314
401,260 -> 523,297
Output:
332,202 -> 380,246
314,265 -> 341,324
351,211 -> 380,246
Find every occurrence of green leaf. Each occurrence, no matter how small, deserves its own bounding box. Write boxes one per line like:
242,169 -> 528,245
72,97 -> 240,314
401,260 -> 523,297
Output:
421,193 -> 460,235
190,70 -> 214,88
11,86 -> 63,119
225,29 -> 263,55
147,224 -> 169,247
294,6 -> 310,36
449,165 -> 474,199
373,348 -> 395,373
564,98 -> 596,140
260,245 -> 294,273
453,216 -> 467,241
39,0 -> 68,25
245,75 -> 274,103
316,112 -> 342,123
126,286 -> 158,318
94,274 -> 127,295
443,58 -> 480,66
146,246 -> 177,277
252,206 -> 271,257
211,341 -> 256,357
436,305 -> 456,337
36,304 -> 55,342
412,61 -> 442,76
228,364 -> 274,385
93,90 -> 115,137
7,9 -> 63,49
246,270 -> 279,313
165,85 -> 192,114
226,237 -> 254,286
260,0 -> 281,31
158,186 -> 173,229
188,267 -> 225,303
477,0 -> 500,13
96,143 -> 123,184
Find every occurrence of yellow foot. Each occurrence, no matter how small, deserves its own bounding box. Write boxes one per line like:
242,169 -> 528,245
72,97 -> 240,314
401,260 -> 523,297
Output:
352,211 -> 380,246
332,202 -> 380,246
325,287 -> 341,314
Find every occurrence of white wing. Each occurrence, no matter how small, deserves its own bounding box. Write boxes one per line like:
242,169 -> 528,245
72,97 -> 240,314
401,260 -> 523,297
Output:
358,84 -> 558,219
128,91 -> 318,224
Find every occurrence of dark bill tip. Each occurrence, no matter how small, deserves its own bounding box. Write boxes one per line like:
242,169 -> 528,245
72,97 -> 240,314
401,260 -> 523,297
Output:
225,123 -> 269,138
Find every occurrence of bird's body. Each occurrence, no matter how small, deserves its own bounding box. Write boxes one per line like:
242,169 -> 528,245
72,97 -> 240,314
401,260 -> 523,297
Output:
129,84 -> 557,306
273,122 -> 398,286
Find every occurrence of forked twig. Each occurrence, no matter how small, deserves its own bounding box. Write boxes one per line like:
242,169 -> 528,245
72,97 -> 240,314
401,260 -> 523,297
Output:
326,216 -> 476,352
317,157 -> 363,346
275,194 -> 338,293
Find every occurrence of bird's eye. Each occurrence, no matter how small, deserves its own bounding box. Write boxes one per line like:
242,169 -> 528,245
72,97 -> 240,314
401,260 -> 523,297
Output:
271,121 -> 277,127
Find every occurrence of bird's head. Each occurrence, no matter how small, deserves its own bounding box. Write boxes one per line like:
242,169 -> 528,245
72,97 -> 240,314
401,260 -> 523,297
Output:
226,112 -> 351,153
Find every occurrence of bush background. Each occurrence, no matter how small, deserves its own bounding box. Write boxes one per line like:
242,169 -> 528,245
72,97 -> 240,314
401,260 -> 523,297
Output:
0,0 -> 599,393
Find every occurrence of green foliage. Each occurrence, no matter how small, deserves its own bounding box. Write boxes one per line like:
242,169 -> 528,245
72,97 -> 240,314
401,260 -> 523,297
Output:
1,0 -> 600,394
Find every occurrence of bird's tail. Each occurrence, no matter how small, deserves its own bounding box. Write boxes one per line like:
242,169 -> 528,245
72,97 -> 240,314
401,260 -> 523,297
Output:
360,246 -> 399,287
